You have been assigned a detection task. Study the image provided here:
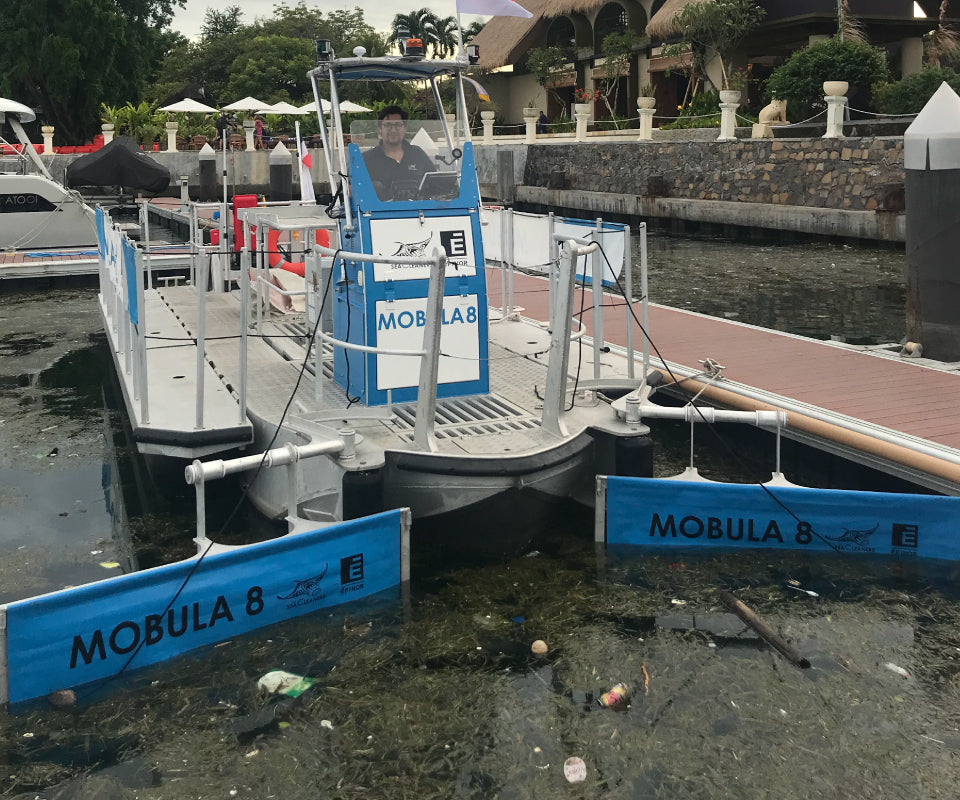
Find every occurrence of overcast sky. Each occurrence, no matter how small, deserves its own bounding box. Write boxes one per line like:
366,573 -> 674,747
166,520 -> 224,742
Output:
170,0 -> 480,40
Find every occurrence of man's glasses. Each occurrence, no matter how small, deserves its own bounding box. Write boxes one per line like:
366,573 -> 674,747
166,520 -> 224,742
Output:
380,121 -> 406,130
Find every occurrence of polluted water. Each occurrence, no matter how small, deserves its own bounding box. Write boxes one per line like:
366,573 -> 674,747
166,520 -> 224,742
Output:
5,235 -> 960,799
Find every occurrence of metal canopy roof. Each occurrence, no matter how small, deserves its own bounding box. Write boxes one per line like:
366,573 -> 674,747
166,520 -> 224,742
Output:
310,56 -> 468,83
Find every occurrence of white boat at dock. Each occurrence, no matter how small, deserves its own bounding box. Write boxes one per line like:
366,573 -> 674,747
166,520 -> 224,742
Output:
0,97 -> 97,251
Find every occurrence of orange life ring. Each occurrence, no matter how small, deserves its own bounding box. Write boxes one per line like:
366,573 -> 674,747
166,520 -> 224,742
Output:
267,228 -> 330,277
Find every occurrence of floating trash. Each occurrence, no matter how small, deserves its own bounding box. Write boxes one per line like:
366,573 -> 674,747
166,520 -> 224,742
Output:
563,756 -> 587,783
599,682 -> 629,708
531,639 -> 548,655
257,669 -> 316,697
883,662 -> 910,678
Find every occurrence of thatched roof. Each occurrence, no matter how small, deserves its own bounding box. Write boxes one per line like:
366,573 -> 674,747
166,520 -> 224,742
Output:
470,0 -> 606,69
646,0 -> 712,41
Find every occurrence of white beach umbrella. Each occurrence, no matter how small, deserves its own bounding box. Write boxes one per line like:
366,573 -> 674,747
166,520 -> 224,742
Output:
299,99 -> 333,114
339,101 -> 372,113
160,98 -> 217,113
258,101 -> 306,115
223,96 -> 270,111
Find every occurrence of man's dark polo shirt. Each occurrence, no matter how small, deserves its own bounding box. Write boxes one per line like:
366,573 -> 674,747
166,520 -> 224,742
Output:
363,143 -> 434,199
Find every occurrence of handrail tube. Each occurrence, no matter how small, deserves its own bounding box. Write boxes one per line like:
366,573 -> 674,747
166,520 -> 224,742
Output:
239,243 -> 250,424
195,253 -> 208,430
623,224 -> 634,379
413,252 -> 446,452
316,330 -> 426,357
135,249 -> 150,424
639,222 -> 650,383
185,438 -> 346,485
591,218 -> 603,393
542,243 -> 577,438
634,401 -> 788,429
553,232 -> 595,248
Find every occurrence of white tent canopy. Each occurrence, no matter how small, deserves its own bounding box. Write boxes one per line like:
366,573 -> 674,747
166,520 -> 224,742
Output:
340,101 -> 372,113
299,99 -> 333,114
160,98 -> 217,113
257,101 -> 306,115
223,96 -> 270,111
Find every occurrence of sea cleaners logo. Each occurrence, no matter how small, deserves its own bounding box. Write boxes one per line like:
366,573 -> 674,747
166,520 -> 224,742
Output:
277,565 -> 329,609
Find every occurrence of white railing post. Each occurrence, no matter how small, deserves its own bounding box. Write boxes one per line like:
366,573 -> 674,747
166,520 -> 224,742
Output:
413,252 -> 446,452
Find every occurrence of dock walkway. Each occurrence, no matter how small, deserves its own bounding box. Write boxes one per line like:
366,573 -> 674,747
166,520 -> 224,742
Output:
487,267 -> 960,493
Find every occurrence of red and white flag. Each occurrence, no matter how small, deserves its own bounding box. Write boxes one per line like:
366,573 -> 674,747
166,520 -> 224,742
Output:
295,122 -> 315,203
456,0 -> 532,18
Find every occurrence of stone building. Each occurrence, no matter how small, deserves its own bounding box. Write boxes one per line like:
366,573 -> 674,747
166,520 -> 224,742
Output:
471,0 -> 948,124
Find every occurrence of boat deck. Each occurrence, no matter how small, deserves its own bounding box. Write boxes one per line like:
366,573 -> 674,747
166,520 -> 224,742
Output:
487,267 -> 960,493
130,284 -> 633,464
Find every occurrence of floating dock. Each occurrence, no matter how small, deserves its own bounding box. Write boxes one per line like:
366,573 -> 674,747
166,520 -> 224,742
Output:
489,268 -> 960,494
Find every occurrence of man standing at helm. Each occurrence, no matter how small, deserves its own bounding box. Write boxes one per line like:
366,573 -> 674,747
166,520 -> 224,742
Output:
362,105 -> 434,200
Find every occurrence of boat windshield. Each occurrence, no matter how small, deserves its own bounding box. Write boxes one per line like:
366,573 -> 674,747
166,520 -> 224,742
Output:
348,117 -> 461,202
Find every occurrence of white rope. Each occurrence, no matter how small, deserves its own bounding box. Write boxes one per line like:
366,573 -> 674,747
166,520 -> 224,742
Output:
846,106 -> 918,118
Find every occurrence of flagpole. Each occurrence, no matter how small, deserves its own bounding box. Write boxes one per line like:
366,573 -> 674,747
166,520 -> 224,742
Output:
455,12 -> 465,58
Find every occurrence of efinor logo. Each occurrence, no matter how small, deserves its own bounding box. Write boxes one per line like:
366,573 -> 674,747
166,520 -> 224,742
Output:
892,523 -> 919,548
276,564 -> 329,600
341,553 -> 364,584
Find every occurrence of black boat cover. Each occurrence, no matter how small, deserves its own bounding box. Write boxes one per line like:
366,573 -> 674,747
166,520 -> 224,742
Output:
65,136 -> 170,194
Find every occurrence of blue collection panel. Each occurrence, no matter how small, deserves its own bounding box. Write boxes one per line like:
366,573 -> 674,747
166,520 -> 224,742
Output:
604,476 -> 960,562
4,511 -> 405,704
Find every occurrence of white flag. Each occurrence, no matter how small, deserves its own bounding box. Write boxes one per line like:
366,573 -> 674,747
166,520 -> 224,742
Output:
296,122 -> 315,203
456,0 -> 532,17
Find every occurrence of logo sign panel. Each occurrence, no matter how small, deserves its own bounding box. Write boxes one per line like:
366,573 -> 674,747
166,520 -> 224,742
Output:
369,216 -> 477,281
603,476 -> 960,562
2,511 -> 406,704
374,295 -> 480,390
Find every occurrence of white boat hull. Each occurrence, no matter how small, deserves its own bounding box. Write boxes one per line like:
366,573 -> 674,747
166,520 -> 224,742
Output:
0,174 -> 97,250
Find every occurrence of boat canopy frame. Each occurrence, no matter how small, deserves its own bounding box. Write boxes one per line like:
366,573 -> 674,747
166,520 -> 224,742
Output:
306,53 -> 474,229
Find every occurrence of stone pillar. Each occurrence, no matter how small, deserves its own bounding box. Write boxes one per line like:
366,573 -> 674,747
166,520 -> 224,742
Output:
574,103 -> 590,142
637,97 -> 655,141
496,149 -> 515,205
522,108 -> 538,144
101,124 -> 115,145
904,82 -> 960,360
243,119 -> 256,151
269,141 -> 292,201
165,121 -> 178,152
901,37 -> 923,78
41,126 -> 54,155
718,90 -> 741,142
822,81 -> 848,139
481,110 -> 495,144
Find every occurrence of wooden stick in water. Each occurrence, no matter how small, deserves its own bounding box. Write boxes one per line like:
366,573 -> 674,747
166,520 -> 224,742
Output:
719,590 -> 811,669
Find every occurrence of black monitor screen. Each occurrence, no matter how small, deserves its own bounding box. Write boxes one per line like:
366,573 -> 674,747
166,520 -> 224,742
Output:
418,171 -> 459,199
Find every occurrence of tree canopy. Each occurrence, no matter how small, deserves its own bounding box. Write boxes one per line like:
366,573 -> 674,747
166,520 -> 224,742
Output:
0,0 -> 183,142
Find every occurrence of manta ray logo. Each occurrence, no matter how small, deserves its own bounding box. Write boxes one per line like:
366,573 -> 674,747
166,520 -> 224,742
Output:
276,564 -> 329,600
390,233 -> 432,258
827,522 -> 879,548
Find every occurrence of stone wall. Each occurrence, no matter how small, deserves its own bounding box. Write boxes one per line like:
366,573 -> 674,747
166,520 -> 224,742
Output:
521,137 -> 905,213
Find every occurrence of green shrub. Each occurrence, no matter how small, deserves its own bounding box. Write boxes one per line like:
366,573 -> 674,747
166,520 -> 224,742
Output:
660,91 -> 722,129
765,36 -> 889,119
872,67 -> 960,114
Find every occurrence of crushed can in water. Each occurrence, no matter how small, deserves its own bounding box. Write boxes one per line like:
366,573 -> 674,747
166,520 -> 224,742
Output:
599,682 -> 629,708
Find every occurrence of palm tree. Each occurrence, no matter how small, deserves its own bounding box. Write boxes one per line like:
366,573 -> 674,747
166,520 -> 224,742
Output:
462,20 -> 485,42
433,16 -> 460,57
391,9 -> 441,54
